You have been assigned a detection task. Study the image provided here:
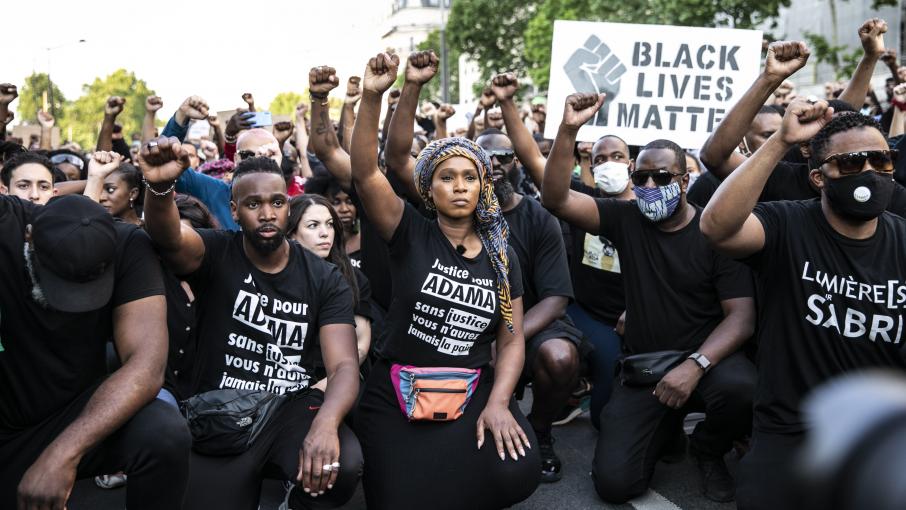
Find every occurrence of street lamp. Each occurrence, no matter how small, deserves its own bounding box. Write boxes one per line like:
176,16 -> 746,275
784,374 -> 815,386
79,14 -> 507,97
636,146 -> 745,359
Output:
45,39 -> 86,119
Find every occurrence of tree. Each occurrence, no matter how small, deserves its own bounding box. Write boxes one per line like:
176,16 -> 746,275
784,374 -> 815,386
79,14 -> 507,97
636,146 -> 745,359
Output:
416,30 -> 461,104
63,69 -> 155,149
269,92 -> 305,116
803,32 -> 862,81
523,0 -> 791,90
16,73 -> 66,124
446,0 -> 540,85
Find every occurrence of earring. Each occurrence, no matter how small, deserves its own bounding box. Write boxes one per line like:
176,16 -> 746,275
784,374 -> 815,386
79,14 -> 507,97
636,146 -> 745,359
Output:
129,197 -> 134,209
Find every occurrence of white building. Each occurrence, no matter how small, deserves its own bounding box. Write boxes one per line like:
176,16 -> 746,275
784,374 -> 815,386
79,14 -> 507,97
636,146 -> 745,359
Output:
381,0 -> 451,57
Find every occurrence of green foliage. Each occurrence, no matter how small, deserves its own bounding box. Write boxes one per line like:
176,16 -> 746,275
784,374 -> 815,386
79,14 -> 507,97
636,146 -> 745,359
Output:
63,69 -> 154,149
17,73 -> 66,123
803,32 -> 861,81
447,0 -> 539,84
269,92 -> 305,116
417,30 -> 460,104
521,0 -> 790,90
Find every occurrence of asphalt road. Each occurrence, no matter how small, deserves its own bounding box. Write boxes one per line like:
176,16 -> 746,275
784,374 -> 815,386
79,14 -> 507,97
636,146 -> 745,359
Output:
68,391 -> 739,510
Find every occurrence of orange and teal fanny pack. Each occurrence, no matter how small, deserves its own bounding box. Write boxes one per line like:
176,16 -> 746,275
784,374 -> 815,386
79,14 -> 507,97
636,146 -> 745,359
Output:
390,364 -> 481,421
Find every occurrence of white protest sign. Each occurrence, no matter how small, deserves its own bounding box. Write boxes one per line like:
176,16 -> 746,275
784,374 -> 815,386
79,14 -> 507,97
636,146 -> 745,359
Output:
545,21 -> 762,149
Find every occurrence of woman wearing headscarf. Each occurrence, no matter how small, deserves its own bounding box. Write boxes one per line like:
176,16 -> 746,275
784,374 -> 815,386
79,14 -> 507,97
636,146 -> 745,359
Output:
349,52 -> 541,509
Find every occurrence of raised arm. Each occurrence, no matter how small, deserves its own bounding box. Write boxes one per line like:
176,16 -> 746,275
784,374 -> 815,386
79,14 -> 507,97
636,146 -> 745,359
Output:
890,84 -> 906,138
880,49 -> 902,85
37,110 -> 55,150
83,151 -> 124,202
350,52 -> 405,241
208,114 -> 225,158
138,136 -> 207,275
839,19 -> 887,109
540,93 -> 606,233
699,41 -> 810,179
143,96 -> 163,143
700,98 -> 833,258
97,96 -> 125,151
242,92 -> 256,113
493,72 -> 546,187
433,104 -> 455,140
0,84 -> 16,140
385,50 -> 439,202
338,76 -> 361,153
293,103 -> 314,178
309,66 -> 353,190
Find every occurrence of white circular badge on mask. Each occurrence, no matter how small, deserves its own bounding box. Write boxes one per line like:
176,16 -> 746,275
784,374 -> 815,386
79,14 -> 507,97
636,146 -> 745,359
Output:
853,186 -> 871,203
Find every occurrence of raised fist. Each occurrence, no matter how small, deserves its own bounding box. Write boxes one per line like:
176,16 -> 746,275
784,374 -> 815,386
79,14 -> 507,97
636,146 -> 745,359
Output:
145,96 -> 163,113
479,87 -> 496,109
295,102 -> 309,124
309,66 -> 340,96
87,150 -> 124,179
137,136 -> 191,184
435,104 -> 456,121
859,18 -> 888,58
564,35 -> 627,126
105,96 -> 126,117
893,83 -> 906,104
37,110 -> 54,128
273,121 -> 294,141
362,53 -> 400,95
387,89 -> 401,106
778,98 -> 834,145
562,93 -> 606,129
207,115 -> 221,128
405,50 -> 439,85
881,49 -> 898,67
487,108 -> 504,129
225,109 -> 254,138
491,73 -> 519,102
179,95 -> 209,120
345,76 -> 362,104
531,103 -> 546,125
0,84 -> 17,106
764,41 -> 810,82
242,92 -> 256,111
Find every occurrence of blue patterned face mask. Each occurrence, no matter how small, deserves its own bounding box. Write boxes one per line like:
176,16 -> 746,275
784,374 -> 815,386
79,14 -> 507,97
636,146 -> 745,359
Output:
634,181 -> 682,222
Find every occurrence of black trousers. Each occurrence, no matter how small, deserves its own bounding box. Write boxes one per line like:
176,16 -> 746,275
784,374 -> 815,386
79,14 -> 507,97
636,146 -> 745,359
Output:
592,351 -> 756,503
184,389 -> 363,510
736,430 -> 804,510
0,387 -> 191,510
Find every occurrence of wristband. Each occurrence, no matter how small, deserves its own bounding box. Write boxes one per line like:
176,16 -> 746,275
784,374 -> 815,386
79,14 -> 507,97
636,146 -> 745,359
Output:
144,178 -> 176,197
310,92 -> 329,107
224,133 -> 237,144
893,98 -> 906,112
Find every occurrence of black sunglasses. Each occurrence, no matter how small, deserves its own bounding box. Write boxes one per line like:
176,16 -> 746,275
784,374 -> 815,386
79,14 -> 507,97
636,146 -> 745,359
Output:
485,149 -> 515,165
630,168 -> 685,187
238,150 -> 256,161
820,149 -> 898,175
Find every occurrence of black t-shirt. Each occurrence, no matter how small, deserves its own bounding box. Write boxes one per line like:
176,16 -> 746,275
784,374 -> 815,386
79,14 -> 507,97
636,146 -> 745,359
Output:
568,179 -> 626,325
686,171 -> 721,208
595,200 -> 754,354
163,269 -> 197,401
0,197 -> 164,430
503,196 -> 573,311
747,200 -> 906,434
760,161 -> 815,202
185,230 -> 354,396
383,204 -> 524,368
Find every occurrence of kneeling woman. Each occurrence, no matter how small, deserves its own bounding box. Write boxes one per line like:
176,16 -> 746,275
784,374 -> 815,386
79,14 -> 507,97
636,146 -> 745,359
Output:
350,52 -> 541,509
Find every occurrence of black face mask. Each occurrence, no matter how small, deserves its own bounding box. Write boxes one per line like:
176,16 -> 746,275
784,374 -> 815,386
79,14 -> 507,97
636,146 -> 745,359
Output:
823,171 -> 894,221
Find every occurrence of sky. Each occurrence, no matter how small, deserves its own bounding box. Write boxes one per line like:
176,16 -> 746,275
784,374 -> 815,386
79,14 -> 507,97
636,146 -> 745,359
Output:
5,0 -> 393,121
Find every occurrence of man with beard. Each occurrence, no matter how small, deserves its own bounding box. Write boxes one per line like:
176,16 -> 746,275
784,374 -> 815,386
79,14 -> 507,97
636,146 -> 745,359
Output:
701,102 -> 906,510
475,128 -> 583,483
139,138 -> 363,510
543,93 -> 757,504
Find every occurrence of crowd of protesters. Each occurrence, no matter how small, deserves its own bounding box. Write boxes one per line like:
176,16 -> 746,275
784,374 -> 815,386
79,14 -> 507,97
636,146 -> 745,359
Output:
1,15 -> 905,510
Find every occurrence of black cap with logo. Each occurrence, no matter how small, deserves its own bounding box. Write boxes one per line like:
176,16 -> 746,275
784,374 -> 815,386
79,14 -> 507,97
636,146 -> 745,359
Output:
30,195 -> 116,313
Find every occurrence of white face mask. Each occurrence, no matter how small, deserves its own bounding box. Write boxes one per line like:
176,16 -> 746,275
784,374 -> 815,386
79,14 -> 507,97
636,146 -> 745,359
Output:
592,161 -> 630,194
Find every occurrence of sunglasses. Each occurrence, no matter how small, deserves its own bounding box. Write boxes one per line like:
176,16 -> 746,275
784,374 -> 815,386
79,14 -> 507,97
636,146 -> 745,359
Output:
484,149 -> 515,165
820,149 -> 898,175
237,150 -> 257,161
630,168 -> 685,187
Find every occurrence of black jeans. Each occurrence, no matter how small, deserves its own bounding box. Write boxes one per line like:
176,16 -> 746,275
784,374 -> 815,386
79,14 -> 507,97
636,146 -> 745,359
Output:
184,389 -> 363,510
592,351 -> 756,503
736,430 -> 804,510
0,388 -> 192,510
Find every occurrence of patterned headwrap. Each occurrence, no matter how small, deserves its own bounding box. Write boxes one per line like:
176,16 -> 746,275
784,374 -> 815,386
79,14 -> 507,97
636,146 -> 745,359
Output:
414,137 -> 514,333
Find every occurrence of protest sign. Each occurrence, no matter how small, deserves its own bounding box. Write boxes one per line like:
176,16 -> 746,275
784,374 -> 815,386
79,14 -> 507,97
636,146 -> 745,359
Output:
544,21 -> 762,148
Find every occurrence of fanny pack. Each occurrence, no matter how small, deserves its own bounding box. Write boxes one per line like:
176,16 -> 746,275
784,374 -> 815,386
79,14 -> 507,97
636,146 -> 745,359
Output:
618,350 -> 689,387
391,364 -> 481,421
180,388 -> 288,456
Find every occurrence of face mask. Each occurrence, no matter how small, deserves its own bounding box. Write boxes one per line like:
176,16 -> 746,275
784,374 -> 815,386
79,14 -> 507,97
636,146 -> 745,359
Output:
688,172 -> 701,187
823,171 -> 894,222
860,106 -> 872,116
634,181 -> 682,222
592,161 -> 630,194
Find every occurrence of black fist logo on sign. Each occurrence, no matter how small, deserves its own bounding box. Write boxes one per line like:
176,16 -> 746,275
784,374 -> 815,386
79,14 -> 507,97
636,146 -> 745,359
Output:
564,35 -> 627,126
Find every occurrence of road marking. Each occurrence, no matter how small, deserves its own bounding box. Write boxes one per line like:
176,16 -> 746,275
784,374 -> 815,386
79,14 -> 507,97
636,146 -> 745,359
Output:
628,489 -> 683,510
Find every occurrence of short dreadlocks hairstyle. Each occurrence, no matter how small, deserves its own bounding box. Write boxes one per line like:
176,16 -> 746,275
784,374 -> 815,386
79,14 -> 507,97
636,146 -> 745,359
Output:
809,112 -> 883,169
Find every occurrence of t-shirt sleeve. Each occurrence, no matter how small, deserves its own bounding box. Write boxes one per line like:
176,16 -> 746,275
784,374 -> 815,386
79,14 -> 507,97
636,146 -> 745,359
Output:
711,251 -> 755,301
530,210 -> 574,301
353,268 -> 375,321
594,197 -> 631,242
886,182 -> 906,217
507,246 -> 524,300
186,229 -> 232,291
316,264 -> 356,327
112,227 -> 165,306
748,201 -> 786,270
388,202 -> 429,256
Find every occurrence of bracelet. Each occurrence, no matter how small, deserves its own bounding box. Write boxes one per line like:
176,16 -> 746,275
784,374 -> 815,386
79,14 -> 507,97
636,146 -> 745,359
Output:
310,92 -> 329,107
893,98 -> 906,112
144,178 -> 176,197
224,133 -> 237,144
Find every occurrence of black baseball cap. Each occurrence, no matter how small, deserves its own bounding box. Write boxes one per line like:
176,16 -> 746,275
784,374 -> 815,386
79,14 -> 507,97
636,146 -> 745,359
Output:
30,195 -> 116,312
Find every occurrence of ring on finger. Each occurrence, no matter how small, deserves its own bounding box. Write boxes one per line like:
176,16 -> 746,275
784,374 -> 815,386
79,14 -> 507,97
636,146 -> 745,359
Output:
148,141 -> 158,148
806,95 -> 819,105
321,464 -> 332,472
